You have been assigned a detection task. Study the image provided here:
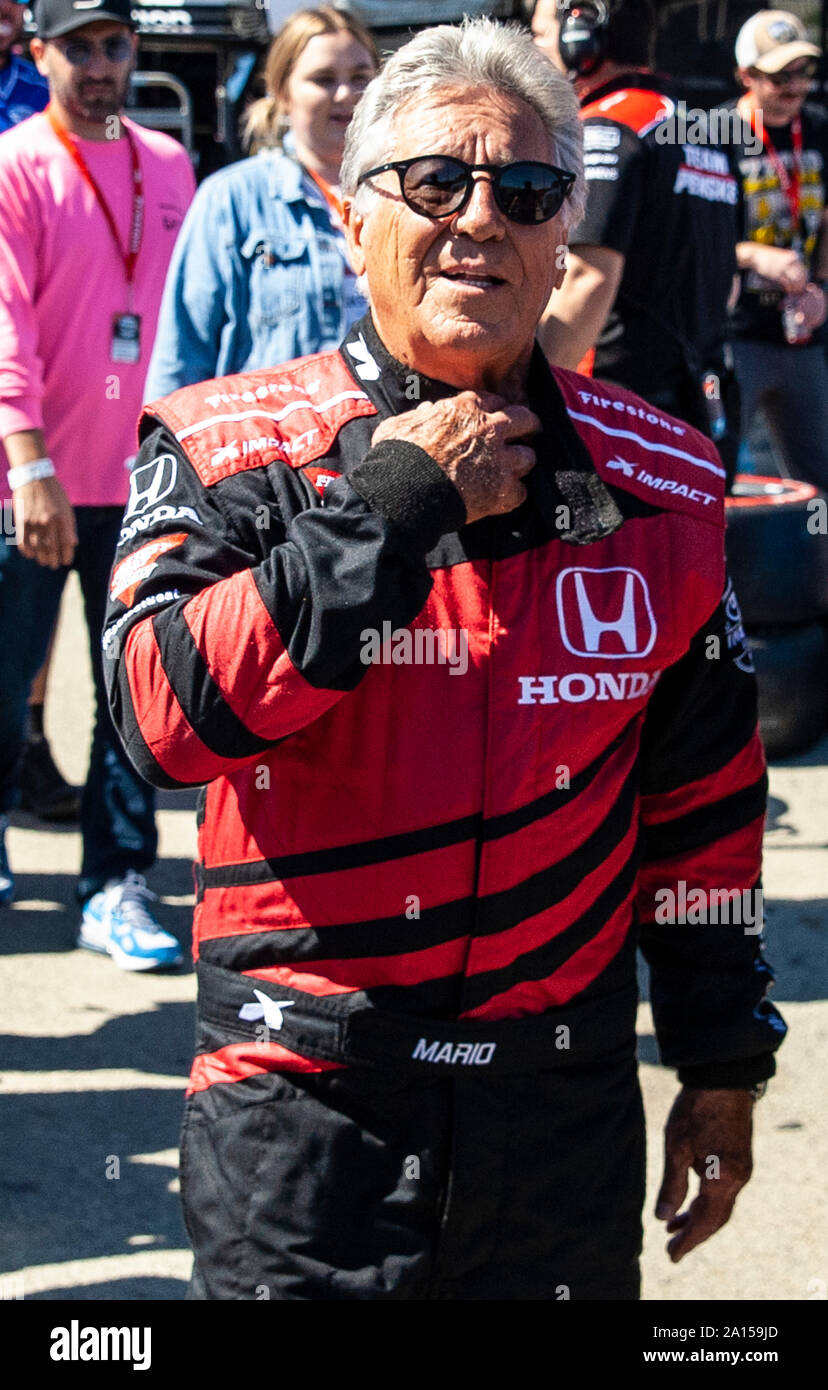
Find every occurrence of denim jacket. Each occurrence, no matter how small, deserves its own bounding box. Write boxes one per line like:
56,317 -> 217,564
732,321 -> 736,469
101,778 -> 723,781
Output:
145,146 -> 367,399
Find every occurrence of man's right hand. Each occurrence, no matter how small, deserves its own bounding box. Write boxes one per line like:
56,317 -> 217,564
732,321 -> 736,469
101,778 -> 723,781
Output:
371,392 -> 539,525
12,475 -> 77,568
745,244 -> 809,293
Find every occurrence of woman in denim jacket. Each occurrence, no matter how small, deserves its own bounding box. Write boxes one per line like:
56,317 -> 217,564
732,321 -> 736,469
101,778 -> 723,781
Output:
145,6 -> 378,398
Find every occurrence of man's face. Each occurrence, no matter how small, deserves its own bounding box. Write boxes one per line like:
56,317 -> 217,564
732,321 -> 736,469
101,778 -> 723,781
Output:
740,58 -> 818,127
0,0 -> 25,64
33,21 -> 137,126
345,86 -> 568,388
531,0 -> 568,74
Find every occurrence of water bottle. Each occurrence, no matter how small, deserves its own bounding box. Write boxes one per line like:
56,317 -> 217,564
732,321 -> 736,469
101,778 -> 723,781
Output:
781,295 -> 812,345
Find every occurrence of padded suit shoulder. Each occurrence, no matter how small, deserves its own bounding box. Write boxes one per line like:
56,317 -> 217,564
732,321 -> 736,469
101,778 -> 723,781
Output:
141,350 -> 378,486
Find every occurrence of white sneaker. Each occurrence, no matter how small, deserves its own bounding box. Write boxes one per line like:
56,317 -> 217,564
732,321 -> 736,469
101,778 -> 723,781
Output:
78,870 -> 183,972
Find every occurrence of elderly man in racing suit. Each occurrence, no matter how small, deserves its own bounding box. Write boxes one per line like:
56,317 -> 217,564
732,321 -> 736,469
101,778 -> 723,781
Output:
103,19 -> 785,1301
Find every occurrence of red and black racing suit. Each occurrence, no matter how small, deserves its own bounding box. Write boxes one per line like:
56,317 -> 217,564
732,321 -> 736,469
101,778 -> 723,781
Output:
104,315 -> 785,1300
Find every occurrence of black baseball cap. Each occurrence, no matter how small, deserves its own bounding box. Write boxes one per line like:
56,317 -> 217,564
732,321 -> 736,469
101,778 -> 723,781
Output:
35,0 -> 136,40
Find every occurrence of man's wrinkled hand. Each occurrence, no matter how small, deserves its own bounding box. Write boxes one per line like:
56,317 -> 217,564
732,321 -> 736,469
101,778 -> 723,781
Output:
371,391 -> 540,525
13,476 -> 77,568
655,1087 -> 754,1262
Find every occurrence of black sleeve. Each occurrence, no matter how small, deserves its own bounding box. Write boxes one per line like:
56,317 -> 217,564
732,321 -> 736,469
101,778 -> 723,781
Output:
103,422 -> 466,788
570,119 -> 646,255
636,579 -> 787,1089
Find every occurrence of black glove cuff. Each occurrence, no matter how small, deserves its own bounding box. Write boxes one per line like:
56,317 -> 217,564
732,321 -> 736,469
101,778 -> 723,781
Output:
348,440 -> 466,552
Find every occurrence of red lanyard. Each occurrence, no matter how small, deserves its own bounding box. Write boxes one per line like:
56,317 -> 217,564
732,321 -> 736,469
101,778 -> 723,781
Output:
304,165 -> 345,230
738,93 -> 803,232
46,104 -> 144,287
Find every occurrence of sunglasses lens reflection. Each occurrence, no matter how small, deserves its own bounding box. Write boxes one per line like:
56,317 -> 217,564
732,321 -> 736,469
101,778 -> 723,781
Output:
401,157 -> 572,224
62,37 -> 132,65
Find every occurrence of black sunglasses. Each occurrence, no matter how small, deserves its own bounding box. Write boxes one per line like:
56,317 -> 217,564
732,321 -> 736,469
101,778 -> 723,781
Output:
357,155 -> 576,225
55,35 -> 134,66
753,59 -> 818,87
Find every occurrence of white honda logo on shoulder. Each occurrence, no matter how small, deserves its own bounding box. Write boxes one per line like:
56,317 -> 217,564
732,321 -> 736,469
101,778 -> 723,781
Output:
124,454 -> 177,519
556,566 -> 656,659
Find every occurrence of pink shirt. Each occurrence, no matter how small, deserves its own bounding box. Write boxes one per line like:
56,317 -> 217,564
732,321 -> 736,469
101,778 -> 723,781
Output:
0,112 -> 195,505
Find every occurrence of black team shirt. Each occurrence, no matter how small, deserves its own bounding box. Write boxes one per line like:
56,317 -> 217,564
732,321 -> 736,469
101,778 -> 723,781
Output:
570,72 -> 739,397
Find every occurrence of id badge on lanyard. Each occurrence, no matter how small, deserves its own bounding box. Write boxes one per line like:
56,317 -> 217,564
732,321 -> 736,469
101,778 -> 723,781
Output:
111,312 -> 142,363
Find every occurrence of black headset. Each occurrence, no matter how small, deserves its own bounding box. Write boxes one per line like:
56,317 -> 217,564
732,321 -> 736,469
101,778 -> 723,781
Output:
557,0 -> 612,76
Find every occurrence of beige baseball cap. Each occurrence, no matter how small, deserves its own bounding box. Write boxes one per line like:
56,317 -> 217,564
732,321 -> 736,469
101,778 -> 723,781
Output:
735,10 -> 821,73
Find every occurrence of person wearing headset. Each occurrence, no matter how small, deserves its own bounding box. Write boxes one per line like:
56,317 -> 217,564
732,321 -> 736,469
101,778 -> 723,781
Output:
535,0 -> 741,482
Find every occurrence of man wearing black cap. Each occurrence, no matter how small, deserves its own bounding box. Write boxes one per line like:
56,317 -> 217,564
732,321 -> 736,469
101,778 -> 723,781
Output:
0,0 -> 195,966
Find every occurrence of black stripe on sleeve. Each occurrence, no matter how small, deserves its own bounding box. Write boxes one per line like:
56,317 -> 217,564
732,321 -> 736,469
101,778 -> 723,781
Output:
260,474 -> 437,692
641,773 -> 767,862
151,603 -> 277,761
108,656 -> 197,790
640,588 -> 761,796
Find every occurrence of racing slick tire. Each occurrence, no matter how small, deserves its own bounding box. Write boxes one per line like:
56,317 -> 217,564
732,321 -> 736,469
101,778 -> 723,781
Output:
747,624 -> 828,761
725,476 -> 828,627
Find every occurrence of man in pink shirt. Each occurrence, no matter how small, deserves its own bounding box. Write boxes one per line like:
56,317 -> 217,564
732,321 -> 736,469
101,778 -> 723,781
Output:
0,0 -> 195,967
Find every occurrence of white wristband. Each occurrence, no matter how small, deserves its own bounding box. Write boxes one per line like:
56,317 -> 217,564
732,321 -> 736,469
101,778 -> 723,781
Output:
7,458 -> 55,490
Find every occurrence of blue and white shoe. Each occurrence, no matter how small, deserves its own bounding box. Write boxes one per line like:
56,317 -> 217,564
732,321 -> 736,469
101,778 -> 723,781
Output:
0,815 -> 14,905
78,870 -> 182,971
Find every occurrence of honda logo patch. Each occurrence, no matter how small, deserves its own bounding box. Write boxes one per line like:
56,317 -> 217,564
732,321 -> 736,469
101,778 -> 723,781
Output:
125,455 -> 177,518
556,566 -> 656,659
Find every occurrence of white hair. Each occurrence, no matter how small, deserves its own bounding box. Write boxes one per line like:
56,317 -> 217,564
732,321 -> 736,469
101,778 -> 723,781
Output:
341,16 -> 586,233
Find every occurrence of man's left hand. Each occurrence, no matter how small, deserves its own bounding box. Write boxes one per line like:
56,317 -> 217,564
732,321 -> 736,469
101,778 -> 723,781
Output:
655,1087 -> 754,1262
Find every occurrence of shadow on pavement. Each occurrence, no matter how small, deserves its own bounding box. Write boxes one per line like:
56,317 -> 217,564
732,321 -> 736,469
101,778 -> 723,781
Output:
27,1277 -> 188,1300
156,787 -> 201,813
0,1000 -> 195,1074
0,1081 -> 190,1276
762,897 -> 828,1002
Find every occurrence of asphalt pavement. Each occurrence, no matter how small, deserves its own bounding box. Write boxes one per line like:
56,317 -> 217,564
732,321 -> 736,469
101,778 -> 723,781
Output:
1,573 -> 826,1301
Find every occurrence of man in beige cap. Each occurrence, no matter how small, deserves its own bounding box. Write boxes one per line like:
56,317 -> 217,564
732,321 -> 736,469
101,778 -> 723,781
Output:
728,9 -> 828,488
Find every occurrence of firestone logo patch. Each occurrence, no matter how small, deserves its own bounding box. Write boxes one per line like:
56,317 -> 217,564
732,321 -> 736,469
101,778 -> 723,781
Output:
109,533 -> 187,607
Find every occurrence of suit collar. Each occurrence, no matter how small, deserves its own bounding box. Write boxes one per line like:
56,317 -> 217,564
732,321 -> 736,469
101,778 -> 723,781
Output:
338,313 -> 623,545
